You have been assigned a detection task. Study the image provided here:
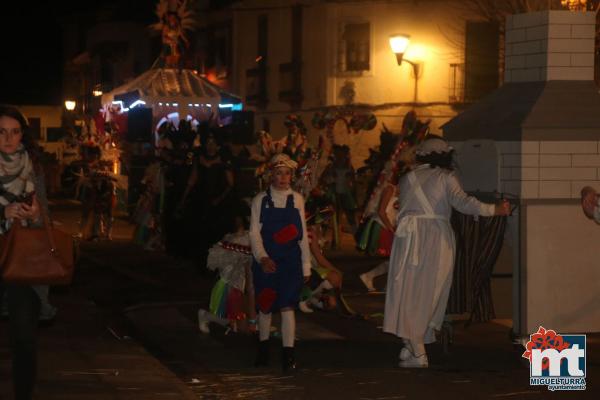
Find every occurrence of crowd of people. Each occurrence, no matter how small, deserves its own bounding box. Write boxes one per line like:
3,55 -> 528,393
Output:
4,103 -> 599,398
127,111 -> 511,374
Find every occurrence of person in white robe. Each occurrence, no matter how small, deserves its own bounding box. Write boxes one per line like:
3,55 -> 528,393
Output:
383,135 -> 510,368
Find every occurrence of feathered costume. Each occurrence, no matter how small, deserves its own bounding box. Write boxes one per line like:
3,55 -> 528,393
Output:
356,112 -> 430,256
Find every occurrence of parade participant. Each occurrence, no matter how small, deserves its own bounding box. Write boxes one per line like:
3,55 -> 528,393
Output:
359,179 -> 398,292
76,145 -> 101,239
180,132 -> 235,268
298,203 -> 342,313
249,154 -> 311,373
132,158 -> 164,250
90,161 -> 117,240
0,105 -> 44,400
323,145 -> 358,242
198,203 -> 256,335
383,135 -> 510,368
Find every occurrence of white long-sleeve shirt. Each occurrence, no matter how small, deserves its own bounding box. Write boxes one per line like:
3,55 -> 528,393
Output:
249,186 -> 311,277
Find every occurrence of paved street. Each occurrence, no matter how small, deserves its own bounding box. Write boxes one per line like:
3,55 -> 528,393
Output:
1,200 -> 598,399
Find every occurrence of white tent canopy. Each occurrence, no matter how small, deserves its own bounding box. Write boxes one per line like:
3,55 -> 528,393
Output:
101,68 -> 242,116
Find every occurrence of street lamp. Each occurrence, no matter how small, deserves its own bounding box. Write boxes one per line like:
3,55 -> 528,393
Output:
65,100 -> 76,111
389,34 -> 422,104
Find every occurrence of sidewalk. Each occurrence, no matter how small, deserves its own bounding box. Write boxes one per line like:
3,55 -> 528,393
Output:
0,201 -> 198,400
0,290 -> 199,400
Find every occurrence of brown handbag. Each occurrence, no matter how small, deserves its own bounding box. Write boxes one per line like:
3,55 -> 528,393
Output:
0,199 -> 75,285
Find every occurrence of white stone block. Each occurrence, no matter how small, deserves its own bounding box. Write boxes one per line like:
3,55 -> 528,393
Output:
506,16 -> 514,30
547,38 -> 595,53
521,141 -> 540,154
513,11 -> 545,28
571,181 -> 600,198
540,167 -> 596,180
503,154 -> 539,167
497,141 -> 522,154
547,53 -> 571,67
526,53 -> 547,68
448,141 -> 462,152
511,68 -> 543,82
571,24 -> 596,39
540,154 -> 572,167
505,43 -> 513,56
547,66 -> 594,80
501,167 -> 512,180
507,28 -> 527,43
541,141 -> 597,154
571,53 -> 595,67
503,154 -> 521,167
512,167 -> 540,180
513,40 -> 543,55
502,181 -> 522,196
506,55 -> 526,69
526,25 -> 548,41
547,24 -> 571,39
521,181 -> 540,198
547,10 -> 596,26
572,155 -> 600,167
539,180 -> 572,198
501,181 -> 539,198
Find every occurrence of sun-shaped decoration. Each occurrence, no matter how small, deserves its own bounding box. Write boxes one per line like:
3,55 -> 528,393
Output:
561,0 -> 588,11
149,0 -> 198,67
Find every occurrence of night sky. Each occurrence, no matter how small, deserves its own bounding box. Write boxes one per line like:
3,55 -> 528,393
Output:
0,1 -> 156,105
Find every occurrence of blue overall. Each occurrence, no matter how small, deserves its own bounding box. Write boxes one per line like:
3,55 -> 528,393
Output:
252,189 -> 304,313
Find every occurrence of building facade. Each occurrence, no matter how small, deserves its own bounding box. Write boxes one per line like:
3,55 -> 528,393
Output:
230,0 -> 501,165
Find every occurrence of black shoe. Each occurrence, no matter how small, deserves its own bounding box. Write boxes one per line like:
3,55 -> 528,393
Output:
254,340 -> 270,367
281,347 -> 296,373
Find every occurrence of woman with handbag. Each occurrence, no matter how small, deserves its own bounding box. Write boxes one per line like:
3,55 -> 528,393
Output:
249,153 -> 311,373
0,105 -> 43,400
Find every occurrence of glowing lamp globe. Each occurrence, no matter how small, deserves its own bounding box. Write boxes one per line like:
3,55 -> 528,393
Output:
389,34 -> 411,65
65,100 -> 76,111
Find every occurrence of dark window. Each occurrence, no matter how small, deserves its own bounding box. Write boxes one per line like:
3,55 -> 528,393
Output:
464,21 -> 500,102
246,15 -> 268,107
344,23 -> 370,71
28,118 -> 41,140
46,127 -> 66,142
258,14 -> 268,67
279,5 -> 303,106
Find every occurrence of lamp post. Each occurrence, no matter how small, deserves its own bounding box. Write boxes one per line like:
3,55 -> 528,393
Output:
389,34 -> 421,104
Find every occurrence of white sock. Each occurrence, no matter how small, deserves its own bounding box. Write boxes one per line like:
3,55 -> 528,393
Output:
312,280 -> 334,297
258,312 -> 272,341
308,297 -> 324,309
281,310 -> 295,347
366,261 -> 389,279
199,309 -> 228,326
409,340 -> 426,357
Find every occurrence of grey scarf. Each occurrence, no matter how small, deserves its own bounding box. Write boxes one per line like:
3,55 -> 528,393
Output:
0,144 -> 35,233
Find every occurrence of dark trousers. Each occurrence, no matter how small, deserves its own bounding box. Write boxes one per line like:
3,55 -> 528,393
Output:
6,285 -> 40,400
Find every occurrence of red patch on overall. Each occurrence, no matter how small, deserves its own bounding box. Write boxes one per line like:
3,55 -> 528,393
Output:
257,288 -> 277,313
273,224 -> 299,244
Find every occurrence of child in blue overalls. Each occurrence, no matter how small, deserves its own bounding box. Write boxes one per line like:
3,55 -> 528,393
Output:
249,154 -> 311,373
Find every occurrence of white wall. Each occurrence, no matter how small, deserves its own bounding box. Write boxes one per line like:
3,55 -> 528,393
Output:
18,105 -> 63,141
494,140 -> 600,199
233,0 -> 475,167
523,202 -> 600,333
